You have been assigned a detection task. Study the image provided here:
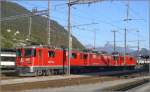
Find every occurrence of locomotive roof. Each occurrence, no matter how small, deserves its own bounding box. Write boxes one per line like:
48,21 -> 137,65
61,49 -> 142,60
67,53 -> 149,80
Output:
16,45 -> 134,56
16,45 -> 56,49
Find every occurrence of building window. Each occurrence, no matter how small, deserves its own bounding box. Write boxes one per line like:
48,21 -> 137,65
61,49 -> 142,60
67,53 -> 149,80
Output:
48,51 -> 55,58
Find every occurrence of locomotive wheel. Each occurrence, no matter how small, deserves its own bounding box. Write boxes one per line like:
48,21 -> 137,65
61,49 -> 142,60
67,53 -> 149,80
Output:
42,70 -> 45,76
54,70 -> 58,75
35,71 -> 38,76
37,70 -> 43,76
45,70 -> 51,76
59,69 -> 64,75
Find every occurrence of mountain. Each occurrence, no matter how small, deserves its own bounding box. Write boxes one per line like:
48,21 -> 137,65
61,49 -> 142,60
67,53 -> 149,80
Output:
130,48 -> 150,57
86,43 -> 134,54
1,1 -> 84,49
85,44 -> 94,49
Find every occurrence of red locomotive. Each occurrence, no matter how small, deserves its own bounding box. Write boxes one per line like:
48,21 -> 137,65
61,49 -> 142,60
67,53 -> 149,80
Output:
16,45 -> 137,76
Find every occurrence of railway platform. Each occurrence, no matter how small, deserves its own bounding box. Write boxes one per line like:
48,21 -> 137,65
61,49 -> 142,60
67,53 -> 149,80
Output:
2,75 -> 149,92
1,74 -> 89,85
0,69 -> 142,85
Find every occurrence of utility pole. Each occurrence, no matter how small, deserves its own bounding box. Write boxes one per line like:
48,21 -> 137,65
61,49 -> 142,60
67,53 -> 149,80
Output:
66,0 -> 104,75
28,16 -> 32,41
137,30 -> 140,63
47,0 -> 51,45
111,30 -> 117,52
123,0 -> 130,64
93,30 -> 96,50
28,8 -> 38,41
1,9 -> 47,46
68,0 -> 72,75
28,9 -> 33,41
124,28 -> 127,63
148,0 -> 150,81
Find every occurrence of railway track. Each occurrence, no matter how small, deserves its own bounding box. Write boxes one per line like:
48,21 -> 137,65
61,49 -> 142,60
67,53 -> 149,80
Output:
1,69 -> 148,83
1,68 -> 148,91
1,69 -> 148,80
116,79 -> 149,91
1,68 -> 148,80
1,75 -> 150,92
127,82 -> 150,92
103,78 -> 150,92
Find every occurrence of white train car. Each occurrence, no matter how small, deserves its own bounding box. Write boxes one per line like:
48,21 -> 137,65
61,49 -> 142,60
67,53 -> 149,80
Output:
137,55 -> 150,64
137,60 -> 150,64
0,49 -> 16,70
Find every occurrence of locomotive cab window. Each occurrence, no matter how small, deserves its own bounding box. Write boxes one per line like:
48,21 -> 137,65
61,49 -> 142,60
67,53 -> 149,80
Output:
24,49 -> 36,57
72,53 -> 77,59
48,51 -> 55,58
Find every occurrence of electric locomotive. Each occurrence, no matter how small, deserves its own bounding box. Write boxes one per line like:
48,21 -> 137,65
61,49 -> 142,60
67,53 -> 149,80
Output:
16,45 -> 136,76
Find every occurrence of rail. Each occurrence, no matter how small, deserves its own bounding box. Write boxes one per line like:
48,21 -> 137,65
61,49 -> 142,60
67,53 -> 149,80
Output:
102,77 -> 150,91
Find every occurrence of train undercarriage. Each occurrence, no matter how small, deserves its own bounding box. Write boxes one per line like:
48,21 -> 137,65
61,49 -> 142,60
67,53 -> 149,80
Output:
16,66 -> 135,76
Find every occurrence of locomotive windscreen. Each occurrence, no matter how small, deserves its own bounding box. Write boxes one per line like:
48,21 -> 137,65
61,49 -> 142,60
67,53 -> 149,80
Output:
16,49 -> 22,57
24,49 -> 36,57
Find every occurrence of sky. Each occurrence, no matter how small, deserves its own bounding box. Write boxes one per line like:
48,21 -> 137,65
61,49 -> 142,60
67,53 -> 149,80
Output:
13,0 -> 149,49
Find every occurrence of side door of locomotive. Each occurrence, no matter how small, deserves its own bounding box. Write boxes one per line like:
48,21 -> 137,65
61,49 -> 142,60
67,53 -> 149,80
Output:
83,53 -> 88,65
62,49 -> 66,66
37,48 -> 43,66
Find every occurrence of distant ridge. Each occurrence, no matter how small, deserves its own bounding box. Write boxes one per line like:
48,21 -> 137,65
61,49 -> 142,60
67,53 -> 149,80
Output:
86,43 -> 134,54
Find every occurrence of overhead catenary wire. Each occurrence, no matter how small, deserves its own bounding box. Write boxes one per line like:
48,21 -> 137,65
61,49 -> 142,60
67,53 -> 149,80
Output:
49,0 -> 148,51
50,0 -> 123,29
71,8 -> 124,30
51,8 -> 124,32
14,0 -> 147,37
128,4 -> 147,22
50,1 -> 127,33
3,0 -> 148,50
0,10 -> 48,21
70,1 -> 147,44
51,3 -> 124,31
